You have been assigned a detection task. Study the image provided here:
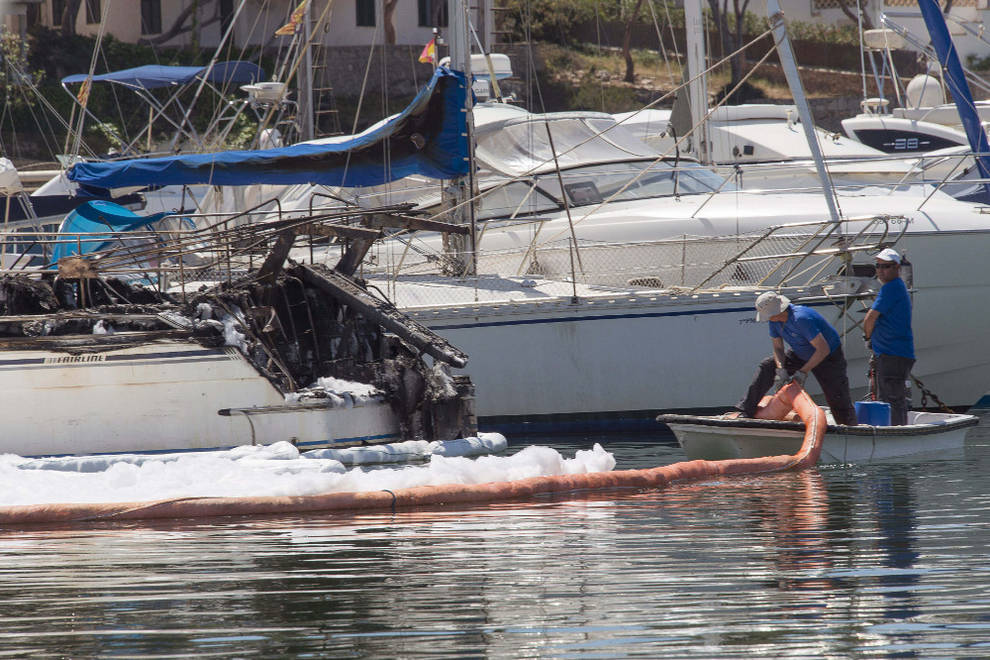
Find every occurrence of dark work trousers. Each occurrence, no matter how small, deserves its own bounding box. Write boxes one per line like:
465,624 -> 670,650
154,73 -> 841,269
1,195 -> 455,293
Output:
736,346 -> 858,425
875,354 -> 915,426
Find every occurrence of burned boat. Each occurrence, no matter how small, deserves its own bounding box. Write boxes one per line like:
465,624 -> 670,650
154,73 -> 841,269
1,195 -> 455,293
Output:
0,201 -> 479,457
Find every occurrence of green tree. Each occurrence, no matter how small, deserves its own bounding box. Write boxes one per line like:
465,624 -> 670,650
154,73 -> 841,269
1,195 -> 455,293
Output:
0,28 -> 43,114
622,0 -> 646,83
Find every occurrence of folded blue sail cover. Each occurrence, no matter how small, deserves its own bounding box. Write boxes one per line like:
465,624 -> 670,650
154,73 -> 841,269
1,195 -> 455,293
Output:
61,61 -> 264,90
917,0 -> 990,200
67,67 -> 469,189
51,200 -> 175,264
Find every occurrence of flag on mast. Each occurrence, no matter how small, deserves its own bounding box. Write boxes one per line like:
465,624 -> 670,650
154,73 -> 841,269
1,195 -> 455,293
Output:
275,0 -> 309,36
418,37 -> 437,64
76,78 -> 92,106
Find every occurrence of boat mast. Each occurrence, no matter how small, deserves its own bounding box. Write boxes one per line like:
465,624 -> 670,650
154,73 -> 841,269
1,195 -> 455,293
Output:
444,0 -> 477,276
683,0 -> 709,164
298,0 -> 315,142
766,0 -> 841,223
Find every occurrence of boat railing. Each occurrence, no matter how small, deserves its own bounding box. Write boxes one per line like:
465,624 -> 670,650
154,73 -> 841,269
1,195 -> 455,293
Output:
364,214 -> 906,304
0,207 -> 907,311
0,198 -> 400,301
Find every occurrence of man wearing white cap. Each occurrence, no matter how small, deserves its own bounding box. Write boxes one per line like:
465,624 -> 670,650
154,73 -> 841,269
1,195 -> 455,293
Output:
735,291 -> 857,425
863,248 -> 915,425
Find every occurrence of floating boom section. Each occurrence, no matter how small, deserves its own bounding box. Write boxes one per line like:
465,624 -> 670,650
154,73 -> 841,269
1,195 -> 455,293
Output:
0,384 -> 823,524
918,0 -> 990,201
66,67 -> 469,189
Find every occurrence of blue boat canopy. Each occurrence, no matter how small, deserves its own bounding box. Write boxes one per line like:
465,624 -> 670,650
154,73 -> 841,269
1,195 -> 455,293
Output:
61,60 -> 265,90
67,67 -> 469,189
51,200 -> 176,265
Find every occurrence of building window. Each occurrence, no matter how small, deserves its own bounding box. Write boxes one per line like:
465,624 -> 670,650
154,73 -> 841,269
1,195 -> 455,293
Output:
417,0 -> 448,27
140,0 -> 161,34
85,0 -> 101,24
356,0 -> 375,27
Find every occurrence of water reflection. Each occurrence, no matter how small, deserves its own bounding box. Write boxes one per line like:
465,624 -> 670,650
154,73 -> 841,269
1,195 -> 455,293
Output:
0,434 -> 989,657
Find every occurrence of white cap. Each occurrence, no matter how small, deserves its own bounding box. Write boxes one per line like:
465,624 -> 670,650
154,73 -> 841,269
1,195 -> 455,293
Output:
875,247 -> 902,264
755,291 -> 790,322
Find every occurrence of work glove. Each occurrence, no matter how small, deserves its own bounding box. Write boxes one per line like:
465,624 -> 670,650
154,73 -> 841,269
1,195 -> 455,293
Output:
789,370 -> 808,387
773,367 -> 788,391
863,333 -> 872,353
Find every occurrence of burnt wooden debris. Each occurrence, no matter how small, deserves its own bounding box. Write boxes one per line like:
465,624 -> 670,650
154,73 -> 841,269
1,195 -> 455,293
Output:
0,205 -> 479,441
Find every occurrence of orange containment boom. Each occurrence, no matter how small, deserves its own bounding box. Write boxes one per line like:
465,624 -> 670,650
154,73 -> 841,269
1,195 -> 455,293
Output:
0,383 -> 824,525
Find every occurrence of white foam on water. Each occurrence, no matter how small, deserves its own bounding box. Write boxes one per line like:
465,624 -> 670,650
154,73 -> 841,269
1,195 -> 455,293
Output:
0,435 -> 615,506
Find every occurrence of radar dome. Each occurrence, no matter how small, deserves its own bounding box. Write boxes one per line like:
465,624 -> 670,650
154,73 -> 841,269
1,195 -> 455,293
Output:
905,74 -> 944,109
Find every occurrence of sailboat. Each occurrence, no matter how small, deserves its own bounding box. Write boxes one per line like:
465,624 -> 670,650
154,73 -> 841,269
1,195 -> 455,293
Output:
0,64 -> 486,458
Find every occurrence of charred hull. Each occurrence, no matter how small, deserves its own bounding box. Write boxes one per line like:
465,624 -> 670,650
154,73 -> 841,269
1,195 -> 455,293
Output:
0,266 -> 476,456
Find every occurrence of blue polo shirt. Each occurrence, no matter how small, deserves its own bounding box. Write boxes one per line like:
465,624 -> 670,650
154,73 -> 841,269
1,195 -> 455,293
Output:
769,304 -> 841,361
871,277 -> 914,359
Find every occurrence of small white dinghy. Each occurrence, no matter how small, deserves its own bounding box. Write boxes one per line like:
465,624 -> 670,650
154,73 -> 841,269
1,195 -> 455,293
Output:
657,410 -> 979,464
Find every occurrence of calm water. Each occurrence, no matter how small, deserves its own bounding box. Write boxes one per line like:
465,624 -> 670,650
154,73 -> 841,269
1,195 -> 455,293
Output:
1,421 -> 989,658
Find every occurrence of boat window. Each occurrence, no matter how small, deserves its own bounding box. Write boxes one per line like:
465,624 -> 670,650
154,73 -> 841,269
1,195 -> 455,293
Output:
564,181 -> 602,205
530,161 -> 732,206
675,166 -> 734,194
476,180 -> 558,220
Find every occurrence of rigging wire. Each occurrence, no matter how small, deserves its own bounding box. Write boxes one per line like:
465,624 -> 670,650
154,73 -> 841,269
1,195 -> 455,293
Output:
422,25 -> 779,250
68,0 -> 113,160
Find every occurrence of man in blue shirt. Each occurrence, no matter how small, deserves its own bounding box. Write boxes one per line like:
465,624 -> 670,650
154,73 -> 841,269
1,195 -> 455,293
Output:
735,291 -> 857,425
863,248 -> 915,425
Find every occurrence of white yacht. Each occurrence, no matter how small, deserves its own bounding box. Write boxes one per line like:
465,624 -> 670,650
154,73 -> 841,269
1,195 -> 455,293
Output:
357,113 -> 990,428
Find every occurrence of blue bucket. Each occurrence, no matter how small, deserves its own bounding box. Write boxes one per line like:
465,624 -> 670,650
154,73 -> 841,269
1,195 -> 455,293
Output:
855,401 -> 891,426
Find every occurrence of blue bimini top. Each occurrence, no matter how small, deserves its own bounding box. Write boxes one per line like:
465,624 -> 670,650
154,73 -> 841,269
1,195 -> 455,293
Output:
61,61 -> 264,90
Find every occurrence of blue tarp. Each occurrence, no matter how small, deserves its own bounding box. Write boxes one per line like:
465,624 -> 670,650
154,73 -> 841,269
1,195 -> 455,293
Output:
61,61 -> 265,90
51,200 -> 175,264
66,67 -> 470,189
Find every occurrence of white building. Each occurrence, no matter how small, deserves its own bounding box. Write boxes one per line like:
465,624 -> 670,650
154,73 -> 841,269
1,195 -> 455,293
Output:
6,0 -> 483,50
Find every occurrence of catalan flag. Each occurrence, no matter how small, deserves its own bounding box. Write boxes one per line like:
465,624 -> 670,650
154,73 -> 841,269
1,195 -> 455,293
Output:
76,78 -> 92,106
418,37 -> 436,64
275,0 -> 309,36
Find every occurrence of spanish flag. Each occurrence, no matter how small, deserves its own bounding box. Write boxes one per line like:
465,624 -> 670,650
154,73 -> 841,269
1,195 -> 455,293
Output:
275,0 -> 308,36
418,37 -> 436,64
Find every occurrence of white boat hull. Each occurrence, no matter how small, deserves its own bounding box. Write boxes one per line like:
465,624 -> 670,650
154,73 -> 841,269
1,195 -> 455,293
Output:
663,411 -> 979,464
380,198 -> 990,426
0,339 -> 399,457
403,263 -> 990,424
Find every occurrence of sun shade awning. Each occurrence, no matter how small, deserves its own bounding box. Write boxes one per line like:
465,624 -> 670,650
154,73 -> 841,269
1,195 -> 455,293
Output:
61,61 -> 265,90
66,67 -> 469,189
51,200 -> 176,265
